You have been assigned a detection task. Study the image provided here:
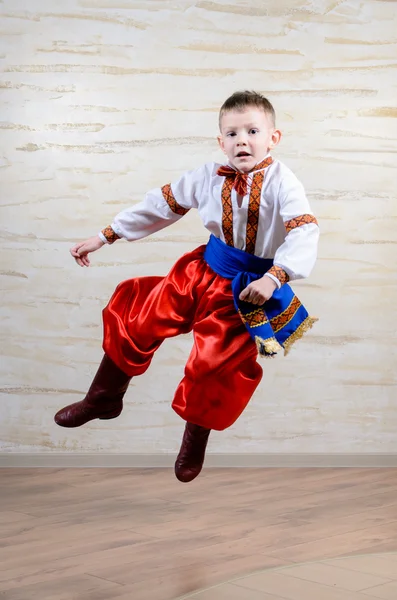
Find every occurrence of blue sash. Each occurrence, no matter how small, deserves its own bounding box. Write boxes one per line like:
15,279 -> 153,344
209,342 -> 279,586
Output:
203,234 -> 316,357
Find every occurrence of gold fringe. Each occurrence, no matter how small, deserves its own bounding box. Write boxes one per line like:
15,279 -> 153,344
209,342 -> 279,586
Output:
255,335 -> 283,358
283,316 -> 318,356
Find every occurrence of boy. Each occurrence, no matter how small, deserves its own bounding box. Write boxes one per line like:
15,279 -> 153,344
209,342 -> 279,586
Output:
54,91 -> 319,483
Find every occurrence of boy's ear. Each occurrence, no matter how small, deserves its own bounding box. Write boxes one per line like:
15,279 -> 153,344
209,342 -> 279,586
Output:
217,135 -> 226,154
269,129 -> 282,149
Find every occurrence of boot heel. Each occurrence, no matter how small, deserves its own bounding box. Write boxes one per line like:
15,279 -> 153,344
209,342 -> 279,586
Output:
99,410 -> 122,420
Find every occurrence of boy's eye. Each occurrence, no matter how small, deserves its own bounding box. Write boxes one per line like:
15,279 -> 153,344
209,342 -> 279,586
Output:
249,129 -> 259,134
227,132 -> 236,137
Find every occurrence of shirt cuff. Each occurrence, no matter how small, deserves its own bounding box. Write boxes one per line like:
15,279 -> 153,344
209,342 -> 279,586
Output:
266,265 -> 290,287
100,225 -> 121,245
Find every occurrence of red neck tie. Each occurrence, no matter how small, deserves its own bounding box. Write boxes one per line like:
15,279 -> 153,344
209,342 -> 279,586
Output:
217,156 -> 273,197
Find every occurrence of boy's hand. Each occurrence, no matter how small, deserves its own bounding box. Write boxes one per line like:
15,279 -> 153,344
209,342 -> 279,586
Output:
70,235 -> 105,267
239,275 -> 277,305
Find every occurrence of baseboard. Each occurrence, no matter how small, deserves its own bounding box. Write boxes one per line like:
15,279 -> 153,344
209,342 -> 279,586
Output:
1,453 -> 397,468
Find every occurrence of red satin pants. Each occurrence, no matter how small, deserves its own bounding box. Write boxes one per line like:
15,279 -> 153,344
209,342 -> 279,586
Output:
102,245 -> 262,430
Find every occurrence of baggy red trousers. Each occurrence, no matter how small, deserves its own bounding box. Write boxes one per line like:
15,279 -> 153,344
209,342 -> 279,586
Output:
102,245 -> 262,430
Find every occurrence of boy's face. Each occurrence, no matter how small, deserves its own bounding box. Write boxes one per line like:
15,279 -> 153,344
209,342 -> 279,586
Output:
218,107 -> 281,173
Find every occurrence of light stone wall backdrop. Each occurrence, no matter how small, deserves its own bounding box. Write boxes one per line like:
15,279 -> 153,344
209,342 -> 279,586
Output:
1,0 -> 396,464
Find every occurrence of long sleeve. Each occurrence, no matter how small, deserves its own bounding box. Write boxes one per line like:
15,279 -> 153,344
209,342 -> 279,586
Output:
267,173 -> 319,285
99,165 -> 207,243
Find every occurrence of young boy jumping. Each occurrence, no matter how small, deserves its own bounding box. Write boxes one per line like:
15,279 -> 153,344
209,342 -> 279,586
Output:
54,91 -> 319,483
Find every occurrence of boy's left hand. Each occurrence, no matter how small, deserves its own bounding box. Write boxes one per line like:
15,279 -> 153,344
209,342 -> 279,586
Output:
239,275 -> 277,305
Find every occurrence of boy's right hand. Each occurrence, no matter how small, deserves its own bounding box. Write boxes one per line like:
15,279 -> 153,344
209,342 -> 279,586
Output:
70,235 -> 105,267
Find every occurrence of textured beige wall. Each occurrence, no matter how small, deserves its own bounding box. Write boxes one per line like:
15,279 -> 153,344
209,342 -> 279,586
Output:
1,0 -> 396,457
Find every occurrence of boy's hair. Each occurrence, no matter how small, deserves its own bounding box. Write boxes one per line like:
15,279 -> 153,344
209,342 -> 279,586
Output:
219,90 -> 276,128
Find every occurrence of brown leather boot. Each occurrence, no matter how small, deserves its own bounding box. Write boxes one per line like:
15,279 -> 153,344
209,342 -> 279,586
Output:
54,355 -> 131,428
174,422 -> 211,483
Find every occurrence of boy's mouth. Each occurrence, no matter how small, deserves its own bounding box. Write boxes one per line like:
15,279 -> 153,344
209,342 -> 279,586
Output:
236,152 -> 251,158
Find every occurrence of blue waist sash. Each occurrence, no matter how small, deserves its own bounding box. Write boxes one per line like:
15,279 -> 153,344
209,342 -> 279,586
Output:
203,234 -> 316,357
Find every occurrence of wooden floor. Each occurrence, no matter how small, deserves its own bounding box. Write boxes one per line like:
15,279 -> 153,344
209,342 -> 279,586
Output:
1,468 -> 397,599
